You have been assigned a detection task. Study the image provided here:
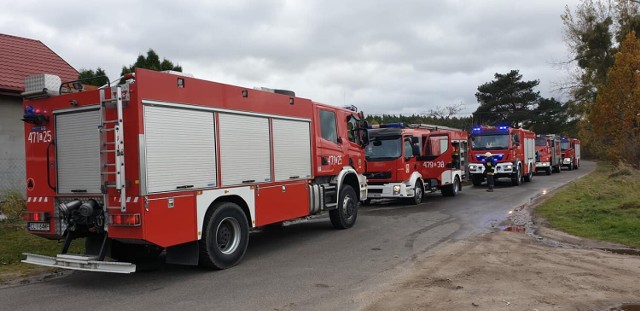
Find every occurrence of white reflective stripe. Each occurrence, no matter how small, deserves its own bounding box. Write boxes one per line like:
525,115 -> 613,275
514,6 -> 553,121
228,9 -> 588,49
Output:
38,197 -> 43,202
44,197 -> 48,202
27,197 -> 32,202
126,197 -> 131,203
133,197 -> 139,203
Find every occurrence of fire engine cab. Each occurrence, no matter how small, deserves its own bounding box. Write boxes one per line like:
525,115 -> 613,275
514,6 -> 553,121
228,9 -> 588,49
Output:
467,125 -> 536,186
560,137 -> 581,170
535,134 -> 562,175
364,123 -> 468,204
20,69 -> 369,273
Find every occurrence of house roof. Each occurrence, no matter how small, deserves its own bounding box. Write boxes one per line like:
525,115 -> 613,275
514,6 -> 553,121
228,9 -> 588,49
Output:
0,33 -> 78,94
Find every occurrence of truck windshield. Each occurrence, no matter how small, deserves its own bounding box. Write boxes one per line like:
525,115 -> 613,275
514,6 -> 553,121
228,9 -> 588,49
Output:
535,138 -> 547,146
365,136 -> 402,161
471,134 -> 510,150
561,142 -> 570,150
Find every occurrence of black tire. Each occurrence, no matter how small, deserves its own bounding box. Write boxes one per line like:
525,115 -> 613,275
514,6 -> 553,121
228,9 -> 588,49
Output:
568,161 -> 573,171
574,160 -> 579,170
199,202 -> 249,269
330,185 -> 358,229
409,181 -> 424,205
545,167 -> 551,175
110,240 -> 163,263
442,176 -> 460,197
524,165 -> 533,182
511,165 -> 522,186
471,174 -> 483,186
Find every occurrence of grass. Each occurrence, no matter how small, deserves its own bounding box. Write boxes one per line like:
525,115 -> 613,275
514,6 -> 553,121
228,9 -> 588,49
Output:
1,191 -> 84,283
535,162 -> 640,248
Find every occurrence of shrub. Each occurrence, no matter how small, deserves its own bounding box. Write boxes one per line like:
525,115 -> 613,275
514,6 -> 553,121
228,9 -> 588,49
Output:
0,191 -> 26,221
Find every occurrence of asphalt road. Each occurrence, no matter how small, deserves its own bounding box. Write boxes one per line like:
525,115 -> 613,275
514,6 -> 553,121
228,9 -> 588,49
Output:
0,161 -> 595,311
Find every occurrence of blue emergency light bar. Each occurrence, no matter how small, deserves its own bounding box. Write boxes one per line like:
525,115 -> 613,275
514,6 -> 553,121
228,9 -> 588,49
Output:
342,105 -> 358,112
368,123 -> 404,129
472,125 -> 510,132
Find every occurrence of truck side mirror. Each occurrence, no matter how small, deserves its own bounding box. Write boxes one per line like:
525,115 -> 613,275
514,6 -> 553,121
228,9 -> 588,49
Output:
360,130 -> 369,147
412,144 -> 420,156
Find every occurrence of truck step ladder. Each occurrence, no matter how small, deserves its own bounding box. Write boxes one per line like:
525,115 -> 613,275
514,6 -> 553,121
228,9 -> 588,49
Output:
22,253 -> 135,274
99,86 -> 126,212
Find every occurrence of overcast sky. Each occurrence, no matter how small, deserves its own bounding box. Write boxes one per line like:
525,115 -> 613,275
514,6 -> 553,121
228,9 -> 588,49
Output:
1,0 -> 580,116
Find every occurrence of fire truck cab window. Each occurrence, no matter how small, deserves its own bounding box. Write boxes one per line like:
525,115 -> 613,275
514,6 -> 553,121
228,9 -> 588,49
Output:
320,110 -> 337,143
471,134 -> 509,150
403,139 -> 413,159
535,138 -> 547,146
347,116 -> 359,144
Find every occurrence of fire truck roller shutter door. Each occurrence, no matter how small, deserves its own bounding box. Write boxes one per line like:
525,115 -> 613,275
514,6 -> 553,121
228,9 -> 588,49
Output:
55,108 -> 102,194
144,105 -> 217,193
219,113 -> 271,186
272,119 -> 312,181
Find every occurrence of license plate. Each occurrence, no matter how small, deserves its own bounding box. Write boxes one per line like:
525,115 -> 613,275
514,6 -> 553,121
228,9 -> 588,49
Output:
27,222 -> 50,232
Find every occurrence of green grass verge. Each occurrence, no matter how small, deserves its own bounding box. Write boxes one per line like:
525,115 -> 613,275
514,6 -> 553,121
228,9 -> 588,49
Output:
0,221 -> 83,283
536,162 -> 640,248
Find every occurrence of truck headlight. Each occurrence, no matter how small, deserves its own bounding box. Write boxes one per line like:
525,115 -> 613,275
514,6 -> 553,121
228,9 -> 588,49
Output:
393,185 -> 401,194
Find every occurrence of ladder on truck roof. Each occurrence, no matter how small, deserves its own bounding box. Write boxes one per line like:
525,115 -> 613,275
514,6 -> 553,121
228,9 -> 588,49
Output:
99,86 -> 127,212
407,123 -> 462,132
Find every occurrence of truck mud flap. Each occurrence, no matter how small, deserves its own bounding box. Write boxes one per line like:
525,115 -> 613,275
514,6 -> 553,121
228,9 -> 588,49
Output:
22,253 -> 136,274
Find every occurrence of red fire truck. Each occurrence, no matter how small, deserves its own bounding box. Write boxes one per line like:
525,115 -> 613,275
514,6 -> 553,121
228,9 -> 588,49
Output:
535,134 -> 562,175
467,126 -> 536,186
20,69 -> 369,273
560,137 -> 581,170
364,123 -> 468,204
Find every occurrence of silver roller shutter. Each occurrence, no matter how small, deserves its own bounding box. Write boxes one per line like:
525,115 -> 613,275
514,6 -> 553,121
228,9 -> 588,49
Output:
144,105 -> 217,193
272,119 -> 311,181
219,113 -> 271,185
56,109 -> 101,194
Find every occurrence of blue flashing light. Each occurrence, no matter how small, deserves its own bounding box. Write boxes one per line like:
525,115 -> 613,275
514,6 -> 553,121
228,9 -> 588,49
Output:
472,127 -> 481,132
475,154 -> 505,161
24,106 -> 36,116
498,125 -> 509,130
342,105 -> 358,112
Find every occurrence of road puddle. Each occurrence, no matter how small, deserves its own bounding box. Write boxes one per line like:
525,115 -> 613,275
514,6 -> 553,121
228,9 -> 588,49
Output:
608,303 -> 640,311
498,225 -> 526,233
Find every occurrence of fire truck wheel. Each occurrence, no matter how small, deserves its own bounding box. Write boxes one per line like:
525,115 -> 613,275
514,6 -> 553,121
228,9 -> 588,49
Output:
568,160 -> 573,171
524,165 -> 533,182
409,181 -> 424,205
330,185 -> 358,229
442,176 -> 460,197
511,165 -> 522,186
471,175 -> 483,186
546,167 -> 552,175
199,202 -> 249,270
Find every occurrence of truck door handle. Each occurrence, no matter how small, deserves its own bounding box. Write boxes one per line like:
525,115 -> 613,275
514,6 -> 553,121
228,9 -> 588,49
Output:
46,140 -> 57,191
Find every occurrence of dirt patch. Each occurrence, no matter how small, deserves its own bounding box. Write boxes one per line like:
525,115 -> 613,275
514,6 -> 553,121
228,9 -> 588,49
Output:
363,202 -> 640,311
363,231 -> 640,311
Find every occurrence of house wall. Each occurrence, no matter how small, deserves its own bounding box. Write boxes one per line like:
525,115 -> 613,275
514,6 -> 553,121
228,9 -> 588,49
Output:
0,95 -> 25,194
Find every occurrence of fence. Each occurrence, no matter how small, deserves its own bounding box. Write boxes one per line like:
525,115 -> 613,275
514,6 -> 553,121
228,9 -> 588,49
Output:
0,158 -> 25,195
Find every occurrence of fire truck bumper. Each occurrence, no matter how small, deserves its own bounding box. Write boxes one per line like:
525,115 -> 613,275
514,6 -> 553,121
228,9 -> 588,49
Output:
468,162 -> 515,179
366,183 -> 413,199
22,253 -> 136,274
